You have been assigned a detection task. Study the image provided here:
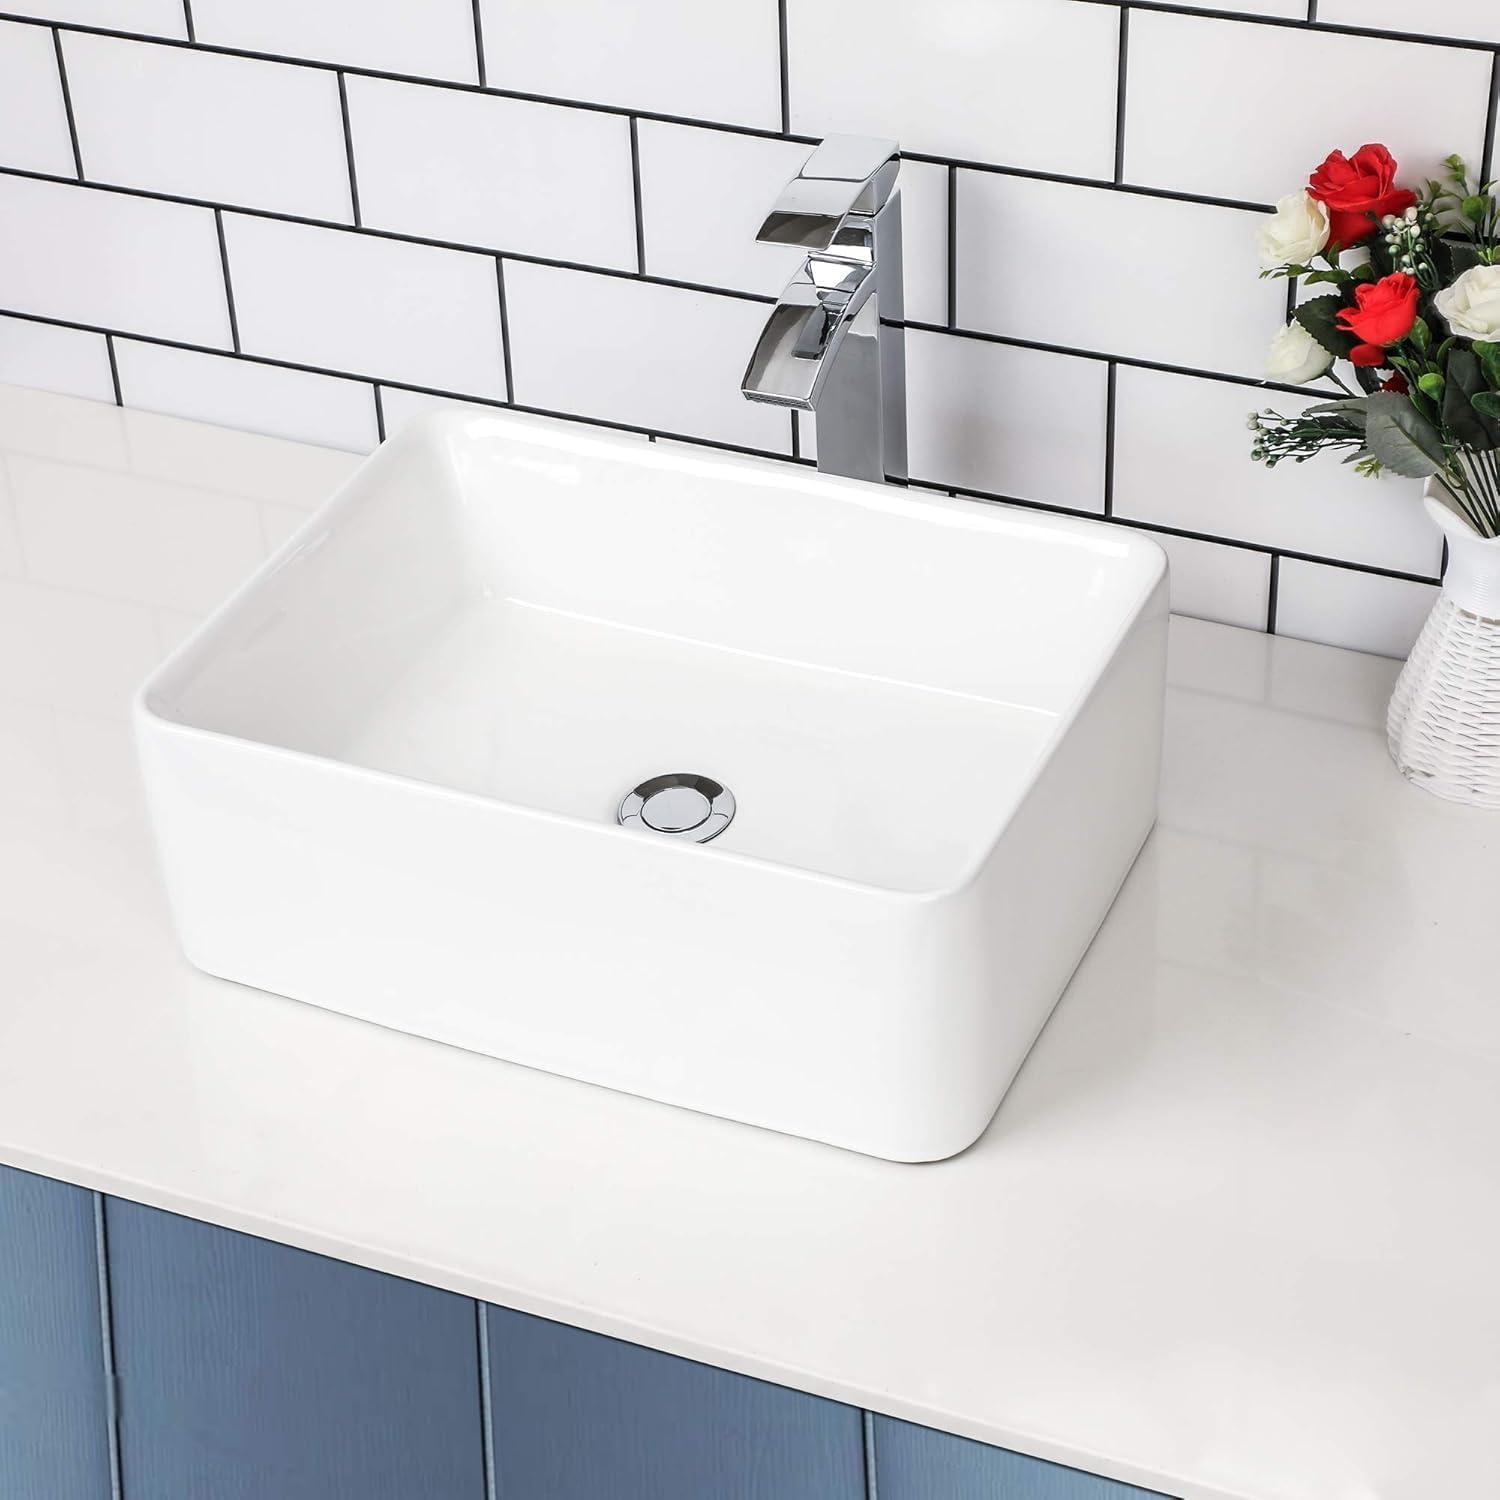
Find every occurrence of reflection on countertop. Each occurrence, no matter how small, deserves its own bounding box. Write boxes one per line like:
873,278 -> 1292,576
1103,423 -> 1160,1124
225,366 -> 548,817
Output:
1,384 -> 1497,1500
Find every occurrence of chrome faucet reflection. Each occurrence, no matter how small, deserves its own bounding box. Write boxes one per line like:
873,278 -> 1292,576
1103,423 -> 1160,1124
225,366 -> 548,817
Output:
741,135 -> 907,485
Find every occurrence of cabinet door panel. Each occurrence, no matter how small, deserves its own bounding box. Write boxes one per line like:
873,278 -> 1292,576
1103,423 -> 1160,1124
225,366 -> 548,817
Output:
873,1416 -> 1169,1499
106,1197 -> 486,1500
486,1304 -> 866,1500
0,1165 -> 113,1500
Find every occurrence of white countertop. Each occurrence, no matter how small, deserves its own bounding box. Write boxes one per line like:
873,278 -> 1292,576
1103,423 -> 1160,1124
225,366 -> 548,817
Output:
2,385 -> 1497,1500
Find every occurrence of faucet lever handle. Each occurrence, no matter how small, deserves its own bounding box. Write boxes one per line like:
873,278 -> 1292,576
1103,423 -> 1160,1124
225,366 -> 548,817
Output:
755,134 -> 900,256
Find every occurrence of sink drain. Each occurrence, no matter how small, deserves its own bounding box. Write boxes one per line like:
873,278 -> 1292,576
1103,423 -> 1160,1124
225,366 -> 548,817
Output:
618,773 -> 735,844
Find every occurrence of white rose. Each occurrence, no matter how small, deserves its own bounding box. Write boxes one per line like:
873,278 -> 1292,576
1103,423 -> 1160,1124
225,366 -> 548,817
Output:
1434,263 -> 1500,340
1266,321 -> 1333,385
1257,191 -> 1331,270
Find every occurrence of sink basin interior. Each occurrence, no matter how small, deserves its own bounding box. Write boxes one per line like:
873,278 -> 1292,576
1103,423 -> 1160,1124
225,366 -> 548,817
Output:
146,414 -> 1163,894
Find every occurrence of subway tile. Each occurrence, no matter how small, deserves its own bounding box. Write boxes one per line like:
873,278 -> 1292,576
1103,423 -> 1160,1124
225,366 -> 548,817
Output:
0,316 -> 115,402
1113,367 -> 1440,576
1149,531 -> 1272,631
788,0 -> 1119,177
503,262 -> 791,452
114,341 -> 379,452
63,34 -> 354,222
0,20 -> 76,176
346,77 -> 636,268
377,386 -> 503,436
190,0 -> 480,83
223,215 -> 507,398
897,159 -> 950,329
905,328 -> 1106,511
480,0 -> 779,129
0,177 -> 232,347
8,452 -> 264,613
1142,0 -> 1304,13
956,172 -> 1280,379
1275,559 -> 1438,657
0,461 -> 20,575
1317,0 -> 1500,44
0,1 -> 185,37
1123,13 -> 1491,205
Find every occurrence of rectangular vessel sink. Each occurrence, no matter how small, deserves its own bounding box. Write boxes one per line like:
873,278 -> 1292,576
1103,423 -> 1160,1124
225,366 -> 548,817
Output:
136,412 -> 1167,1161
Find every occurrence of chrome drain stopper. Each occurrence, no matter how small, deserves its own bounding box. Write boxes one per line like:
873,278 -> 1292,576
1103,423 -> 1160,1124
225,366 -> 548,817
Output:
618,773 -> 735,844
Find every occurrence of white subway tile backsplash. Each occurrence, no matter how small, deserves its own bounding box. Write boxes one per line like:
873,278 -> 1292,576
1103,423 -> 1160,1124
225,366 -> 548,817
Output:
956,173 -> 1281,378
190,0 -> 480,83
1149,531 -> 1272,631
223,216 -> 507,398
1146,0 -> 1303,14
905,329 -> 1106,511
479,0 -> 780,130
346,78 -> 636,268
504,263 -> 791,452
1124,13 -> 1491,205
63,34 -> 354,222
0,316 -> 115,403
788,0 -> 1120,177
897,160 -> 950,329
1318,0 -> 1500,44
1275,560 -> 1438,658
0,20 -> 76,177
1113,367 -> 1440,576
0,461 -> 21,576
114,341 -> 378,452
0,177 -> 232,347
0,1 -> 185,38
377,387 -> 503,437
8,452 -> 265,613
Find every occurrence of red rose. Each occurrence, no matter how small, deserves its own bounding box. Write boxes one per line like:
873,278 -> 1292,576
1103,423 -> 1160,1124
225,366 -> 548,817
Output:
1336,272 -> 1420,348
1308,144 -> 1416,246
1381,372 -> 1409,394
1350,344 -> 1388,368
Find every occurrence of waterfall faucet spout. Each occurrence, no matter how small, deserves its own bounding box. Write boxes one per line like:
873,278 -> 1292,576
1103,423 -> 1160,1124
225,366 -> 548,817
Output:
741,135 -> 907,485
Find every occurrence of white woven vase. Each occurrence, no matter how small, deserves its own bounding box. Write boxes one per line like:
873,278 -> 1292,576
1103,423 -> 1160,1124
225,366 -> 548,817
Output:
1387,486 -> 1500,808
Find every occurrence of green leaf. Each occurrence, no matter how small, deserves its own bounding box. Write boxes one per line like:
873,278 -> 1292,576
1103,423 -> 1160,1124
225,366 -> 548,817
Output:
1362,393 -> 1448,477
1442,349 -> 1500,451
1294,295 -> 1358,359
1418,372 -> 1446,399
1410,317 -> 1432,353
1303,398 -> 1369,431
1472,390 -> 1500,418
1464,195 -> 1488,223
1474,340 -> 1500,389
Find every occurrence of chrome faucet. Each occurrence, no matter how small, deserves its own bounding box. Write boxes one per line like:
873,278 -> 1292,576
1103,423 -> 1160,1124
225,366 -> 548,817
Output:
741,135 -> 906,485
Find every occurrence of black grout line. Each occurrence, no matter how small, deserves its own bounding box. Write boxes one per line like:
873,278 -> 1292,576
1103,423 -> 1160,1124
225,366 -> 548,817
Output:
1103,362 -> 1118,517
1306,0 -> 1317,20
494,257 -> 514,402
51,29 -> 84,182
213,208 -> 240,353
469,0 -> 485,88
91,1195 -> 124,1500
945,165 -> 957,330
1112,7 -> 1130,185
104,333 -> 122,405
181,0 -> 194,42
1266,553 -> 1282,632
1071,0 -> 1500,52
777,0 -> 790,136
372,383 -> 386,442
1484,53 -> 1500,183
337,72 -> 361,226
628,117 -> 646,275
476,1304 -> 497,1500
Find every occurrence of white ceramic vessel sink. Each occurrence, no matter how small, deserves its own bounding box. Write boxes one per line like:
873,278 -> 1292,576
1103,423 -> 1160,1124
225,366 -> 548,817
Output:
137,412 -> 1167,1161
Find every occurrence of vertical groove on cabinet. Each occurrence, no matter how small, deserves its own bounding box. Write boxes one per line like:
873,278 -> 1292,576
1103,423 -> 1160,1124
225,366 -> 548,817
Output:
476,1299 -> 498,1500
0,1166 -> 113,1500
485,1304 -> 865,1500
91,1195 -> 123,1500
862,1409 -> 879,1500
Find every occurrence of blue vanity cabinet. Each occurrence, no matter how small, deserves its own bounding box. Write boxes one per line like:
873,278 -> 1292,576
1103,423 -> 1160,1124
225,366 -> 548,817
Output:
104,1197 -> 487,1500
872,1415 -> 1168,1499
0,1166 -> 113,1500
486,1303 -> 867,1500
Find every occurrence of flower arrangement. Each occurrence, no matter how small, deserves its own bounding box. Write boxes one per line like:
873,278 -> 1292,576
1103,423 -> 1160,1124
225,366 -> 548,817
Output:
1249,144 -> 1500,539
